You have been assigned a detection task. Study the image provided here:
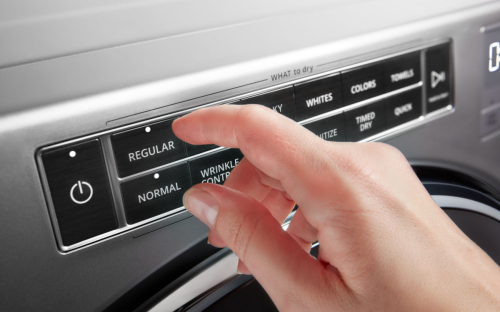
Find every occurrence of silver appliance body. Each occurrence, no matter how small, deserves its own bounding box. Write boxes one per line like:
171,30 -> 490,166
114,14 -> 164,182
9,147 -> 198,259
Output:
1,1 -> 500,311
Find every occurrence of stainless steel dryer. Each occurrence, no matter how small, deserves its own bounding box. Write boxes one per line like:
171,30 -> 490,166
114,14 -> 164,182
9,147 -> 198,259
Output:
0,1 -> 499,311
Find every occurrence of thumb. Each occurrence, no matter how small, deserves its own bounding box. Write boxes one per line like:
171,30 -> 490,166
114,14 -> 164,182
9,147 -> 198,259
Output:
182,183 -> 343,310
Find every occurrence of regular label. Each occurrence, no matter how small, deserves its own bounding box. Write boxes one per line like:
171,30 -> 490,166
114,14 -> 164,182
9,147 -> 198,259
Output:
128,141 -> 176,162
111,119 -> 187,177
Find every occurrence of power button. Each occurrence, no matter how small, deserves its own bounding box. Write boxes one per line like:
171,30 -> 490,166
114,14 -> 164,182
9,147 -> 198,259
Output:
41,139 -> 118,247
70,181 -> 93,204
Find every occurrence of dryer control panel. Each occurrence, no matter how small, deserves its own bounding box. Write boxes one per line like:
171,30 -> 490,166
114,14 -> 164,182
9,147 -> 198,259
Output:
37,41 -> 453,252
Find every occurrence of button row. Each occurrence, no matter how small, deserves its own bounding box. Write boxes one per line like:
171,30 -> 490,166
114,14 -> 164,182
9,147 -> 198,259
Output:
240,51 -> 422,123
40,43 -> 451,249
304,87 -> 423,142
110,51 -> 425,178
121,149 -> 243,224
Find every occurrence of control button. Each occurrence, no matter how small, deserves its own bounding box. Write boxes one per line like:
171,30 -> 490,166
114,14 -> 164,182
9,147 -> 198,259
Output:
294,75 -> 343,121
120,163 -> 191,225
344,101 -> 386,141
302,114 -> 345,142
189,149 -> 243,185
41,140 -> 118,246
111,119 -> 187,177
241,87 -> 296,120
70,181 -> 93,204
341,62 -> 386,105
385,88 -> 423,129
426,43 -> 452,112
384,52 -> 421,92
186,143 -> 219,157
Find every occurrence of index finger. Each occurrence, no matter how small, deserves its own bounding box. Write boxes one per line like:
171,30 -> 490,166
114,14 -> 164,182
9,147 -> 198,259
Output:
172,104 -> 336,182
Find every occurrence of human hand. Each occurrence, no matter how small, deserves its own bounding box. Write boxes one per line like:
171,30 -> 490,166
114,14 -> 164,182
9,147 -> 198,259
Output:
173,104 -> 500,311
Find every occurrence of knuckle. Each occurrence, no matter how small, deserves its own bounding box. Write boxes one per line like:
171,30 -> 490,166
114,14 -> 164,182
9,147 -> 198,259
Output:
220,208 -> 262,261
333,142 -> 406,189
235,105 -> 274,129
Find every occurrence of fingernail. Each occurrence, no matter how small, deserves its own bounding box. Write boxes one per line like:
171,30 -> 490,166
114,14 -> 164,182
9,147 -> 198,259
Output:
183,188 -> 219,228
237,270 -> 243,275
207,238 -> 211,245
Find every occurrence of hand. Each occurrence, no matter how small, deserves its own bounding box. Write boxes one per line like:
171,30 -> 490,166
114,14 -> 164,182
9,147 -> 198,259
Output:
173,104 -> 500,311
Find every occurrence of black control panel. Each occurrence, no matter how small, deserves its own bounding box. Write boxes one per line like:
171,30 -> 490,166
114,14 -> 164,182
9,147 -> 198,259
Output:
38,42 -> 453,251
41,140 -> 118,246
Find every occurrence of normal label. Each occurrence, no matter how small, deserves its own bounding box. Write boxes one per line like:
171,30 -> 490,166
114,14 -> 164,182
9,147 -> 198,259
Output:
138,183 -> 182,204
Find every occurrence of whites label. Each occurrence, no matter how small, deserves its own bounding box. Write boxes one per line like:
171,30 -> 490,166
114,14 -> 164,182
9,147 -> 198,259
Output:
128,142 -> 175,162
305,93 -> 333,107
138,183 -> 182,203
351,80 -> 377,94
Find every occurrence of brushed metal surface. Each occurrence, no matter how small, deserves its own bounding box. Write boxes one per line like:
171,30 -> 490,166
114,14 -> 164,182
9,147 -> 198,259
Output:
0,1 -> 500,311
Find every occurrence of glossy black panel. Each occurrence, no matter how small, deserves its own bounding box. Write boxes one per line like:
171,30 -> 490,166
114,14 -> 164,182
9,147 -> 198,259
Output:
186,143 -> 219,156
385,88 -> 422,129
341,62 -> 385,105
189,149 -> 243,185
241,87 -> 296,120
121,163 -> 191,224
111,119 -> 187,177
426,43 -> 452,112
344,101 -> 386,141
203,279 -> 278,312
303,113 -> 345,142
384,51 -> 421,92
42,140 -> 117,246
294,75 -> 343,121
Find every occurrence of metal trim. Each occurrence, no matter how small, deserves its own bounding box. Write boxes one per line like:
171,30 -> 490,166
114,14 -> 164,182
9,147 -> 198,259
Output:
433,195 -> 500,222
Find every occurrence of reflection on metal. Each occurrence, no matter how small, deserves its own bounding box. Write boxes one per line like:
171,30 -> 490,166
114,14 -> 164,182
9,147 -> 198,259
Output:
432,195 -> 500,222
149,251 -> 238,312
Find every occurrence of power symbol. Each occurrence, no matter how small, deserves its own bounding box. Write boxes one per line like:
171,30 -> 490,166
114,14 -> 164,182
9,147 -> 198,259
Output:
70,181 -> 93,204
